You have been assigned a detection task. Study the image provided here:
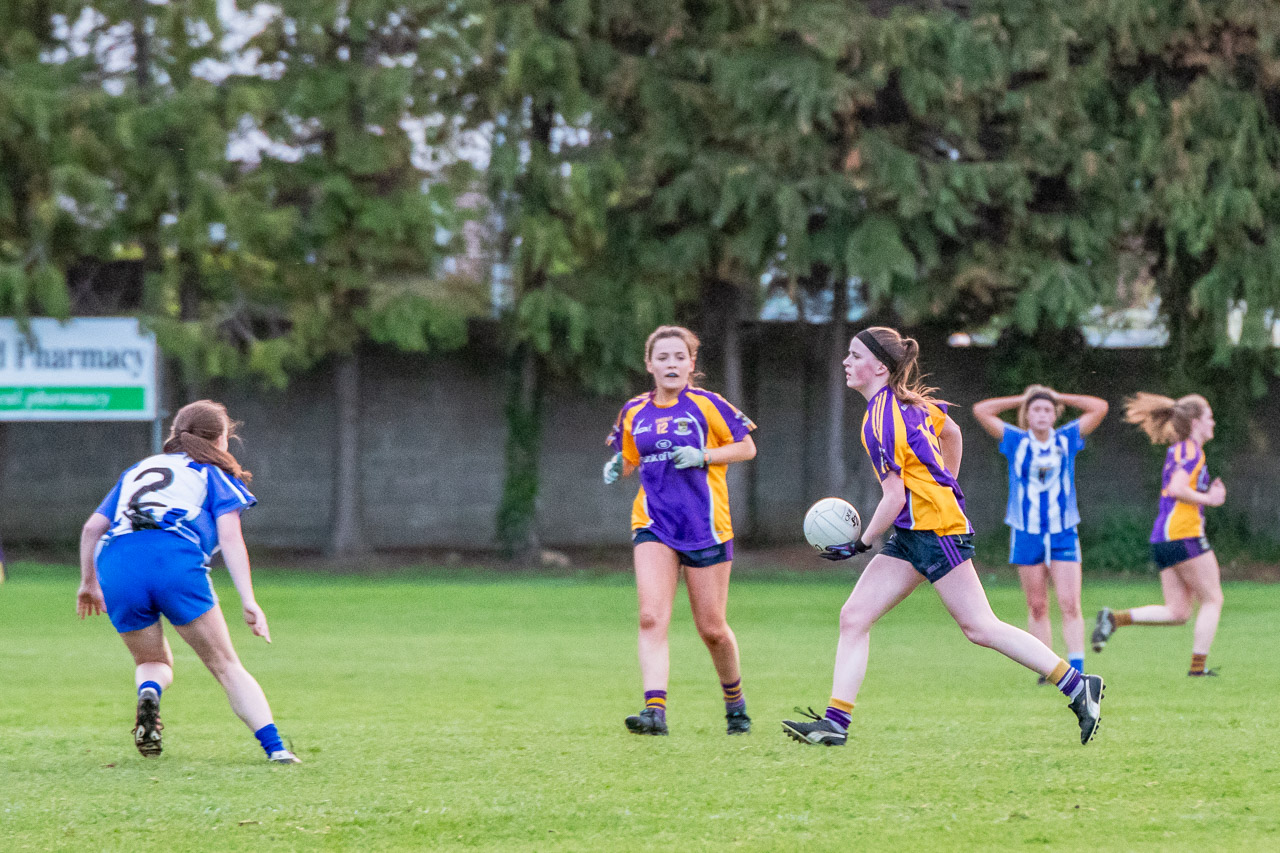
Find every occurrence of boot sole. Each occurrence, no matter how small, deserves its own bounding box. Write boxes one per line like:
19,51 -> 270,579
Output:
133,695 -> 163,758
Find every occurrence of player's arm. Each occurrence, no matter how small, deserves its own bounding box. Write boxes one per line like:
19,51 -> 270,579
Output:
939,415 -> 963,477
971,395 -> 1021,439
76,513 -> 110,619
1166,468 -> 1225,507
861,471 -> 907,545
1058,392 -> 1109,435
216,511 -> 272,643
706,434 -> 756,465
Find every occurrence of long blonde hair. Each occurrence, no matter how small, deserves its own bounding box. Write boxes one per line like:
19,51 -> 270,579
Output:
1017,384 -> 1065,429
857,326 -> 946,408
1123,392 -> 1208,444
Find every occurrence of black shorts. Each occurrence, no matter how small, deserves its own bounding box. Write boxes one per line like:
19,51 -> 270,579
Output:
880,526 -> 975,584
1151,537 -> 1211,570
633,529 -> 733,568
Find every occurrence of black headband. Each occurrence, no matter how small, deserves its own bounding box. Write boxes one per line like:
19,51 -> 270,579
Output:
856,330 -> 899,373
1025,391 -> 1057,408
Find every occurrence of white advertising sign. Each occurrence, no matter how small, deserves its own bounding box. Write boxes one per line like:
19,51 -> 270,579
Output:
0,318 -> 158,421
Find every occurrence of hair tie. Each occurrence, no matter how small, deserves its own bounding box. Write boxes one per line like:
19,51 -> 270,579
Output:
856,330 -> 899,373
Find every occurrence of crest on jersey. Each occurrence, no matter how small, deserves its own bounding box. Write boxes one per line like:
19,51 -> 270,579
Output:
673,418 -> 693,436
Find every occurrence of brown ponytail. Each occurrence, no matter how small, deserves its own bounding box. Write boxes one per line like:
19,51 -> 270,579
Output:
858,326 -> 947,408
162,400 -> 253,484
1123,392 -> 1207,444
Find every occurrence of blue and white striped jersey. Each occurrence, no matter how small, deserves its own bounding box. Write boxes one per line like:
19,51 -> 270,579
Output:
998,420 -> 1085,534
95,452 -> 256,565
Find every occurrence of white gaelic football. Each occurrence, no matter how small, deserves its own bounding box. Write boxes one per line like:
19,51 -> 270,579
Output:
803,498 -> 861,552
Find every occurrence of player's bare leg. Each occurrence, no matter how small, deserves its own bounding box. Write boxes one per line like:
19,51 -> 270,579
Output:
686,559 -> 749,733
119,623 -> 174,757
936,561 -> 1103,744
628,542 -> 679,734
175,607 -> 298,762
783,555 -> 920,746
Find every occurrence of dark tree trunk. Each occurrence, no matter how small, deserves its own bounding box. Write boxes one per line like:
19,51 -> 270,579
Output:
496,341 -> 545,563
826,276 -> 849,496
719,283 -> 751,537
0,422 -> 7,581
328,352 -> 368,557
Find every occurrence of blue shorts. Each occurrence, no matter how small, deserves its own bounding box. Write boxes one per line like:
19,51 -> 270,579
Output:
633,529 -> 733,568
96,529 -> 218,634
1009,528 -> 1082,566
1151,537 -> 1212,570
880,526 -> 975,584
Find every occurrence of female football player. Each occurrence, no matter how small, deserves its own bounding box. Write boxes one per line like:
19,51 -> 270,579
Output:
782,328 -> 1104,747
76,400 -> 300,763
973,386 -> 1109,680
1090,393 -> 1226,676
604,326 -> 757,735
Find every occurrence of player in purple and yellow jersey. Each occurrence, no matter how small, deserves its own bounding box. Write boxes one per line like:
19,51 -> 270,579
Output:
782,327 -> 1105,747
76,400 -> 299,763
1091,393 -> 1226,676
604,326 -> 757,736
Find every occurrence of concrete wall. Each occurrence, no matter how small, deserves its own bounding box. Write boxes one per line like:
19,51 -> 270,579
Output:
3,322 -> 1278,551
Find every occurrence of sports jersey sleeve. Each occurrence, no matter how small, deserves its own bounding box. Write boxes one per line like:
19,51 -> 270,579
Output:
867,395 -> 902,481
205,466 -> 257,518
607,402 -> 642,466
1173,442 -> 1201,475
699,392 -> 756,448
94,478 -> 125,520
1060,419 -> 1085,455
998,424 -> 1025,457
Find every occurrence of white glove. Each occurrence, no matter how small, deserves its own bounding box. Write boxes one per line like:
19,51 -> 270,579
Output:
671,445 -> 708,469
603,452 -> 624,484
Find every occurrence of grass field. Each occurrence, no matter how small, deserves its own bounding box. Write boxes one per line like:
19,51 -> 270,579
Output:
3,562 -> 1279,852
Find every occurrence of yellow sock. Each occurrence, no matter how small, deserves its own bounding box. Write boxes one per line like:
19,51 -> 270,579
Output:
1114,609 -> 1133,627
1190,653 -> 1207,674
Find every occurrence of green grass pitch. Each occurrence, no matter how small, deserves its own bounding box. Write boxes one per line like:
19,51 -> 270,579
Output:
3,563 -> 1279,851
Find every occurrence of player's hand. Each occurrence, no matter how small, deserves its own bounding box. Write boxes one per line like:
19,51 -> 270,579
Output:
603,453 -> 624,485
819,539 -> 871,561
76,583 -> 106,619
1206,478 -> 1226,506
243,600 -> 272,643
671,446 -> 708,469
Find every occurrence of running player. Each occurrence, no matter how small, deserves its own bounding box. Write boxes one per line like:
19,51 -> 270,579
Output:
973,386 -> 1109,680
75,400 -> 300,763
1091,393 -> 1226,676
782,327 -> 1104,747
604,325 -> 757,736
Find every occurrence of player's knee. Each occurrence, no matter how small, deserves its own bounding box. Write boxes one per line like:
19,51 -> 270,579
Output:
838,603 -> 872,637
1027,600 -> 1050,622
958,618 -> 997,648
1201,588 -> 1224,608
1057,598 -> 1082,621
696,622 -> 731,649
638,610 -> 668,634
1169,605 -> 1192,624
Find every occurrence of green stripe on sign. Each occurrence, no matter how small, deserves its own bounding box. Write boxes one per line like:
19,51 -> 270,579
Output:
0,387 -> 146,412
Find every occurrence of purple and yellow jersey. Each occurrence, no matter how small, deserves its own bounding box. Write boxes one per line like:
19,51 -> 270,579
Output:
861,386 -> 971,536
1151,440 -> 1208,543
607,387 -> 756,551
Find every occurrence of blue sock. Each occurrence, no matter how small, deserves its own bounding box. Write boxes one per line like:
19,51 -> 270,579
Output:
254,723 -> 284,756
138,681 -> 162,698
1068,655 -> 1085,675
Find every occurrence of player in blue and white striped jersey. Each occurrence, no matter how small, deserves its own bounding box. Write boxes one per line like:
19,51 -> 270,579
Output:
974,386 -> 1109,678
76,400 -> 299,764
